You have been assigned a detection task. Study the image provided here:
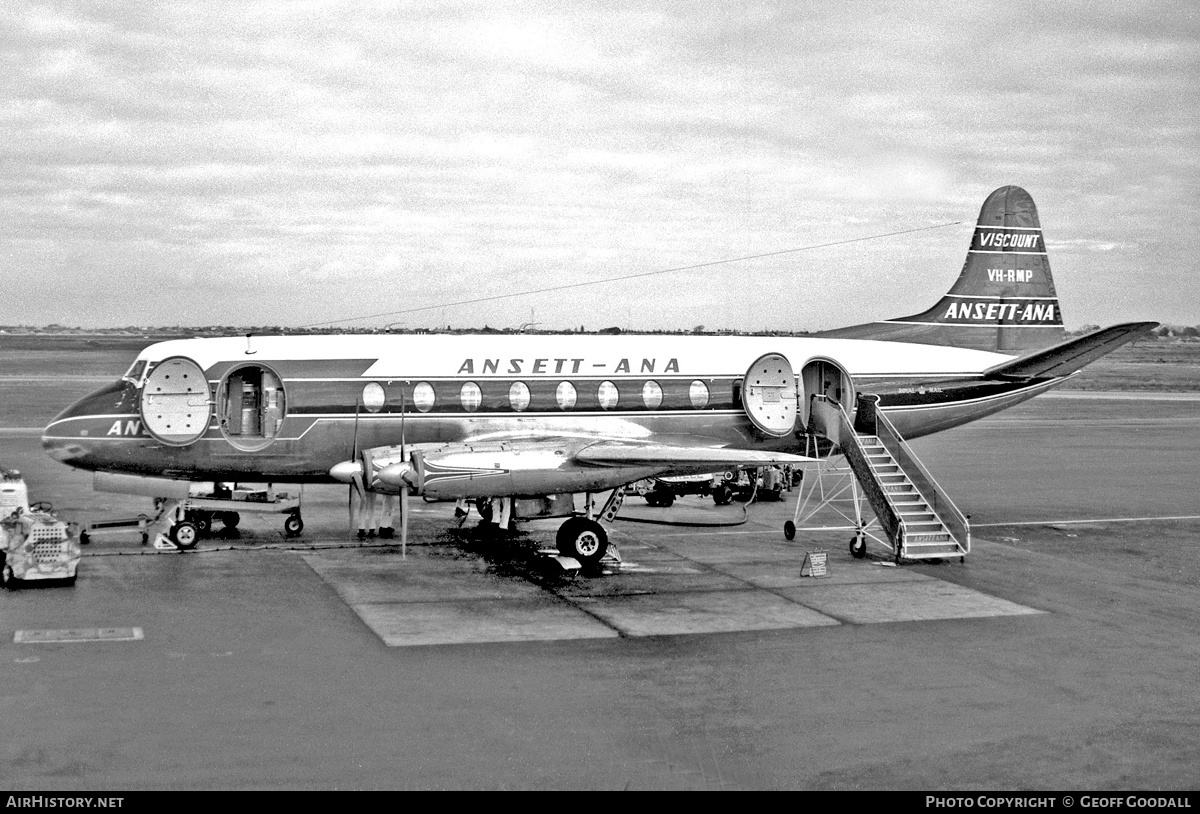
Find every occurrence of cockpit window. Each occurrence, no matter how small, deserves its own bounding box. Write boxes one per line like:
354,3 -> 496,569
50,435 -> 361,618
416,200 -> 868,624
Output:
122,360 -> 147,384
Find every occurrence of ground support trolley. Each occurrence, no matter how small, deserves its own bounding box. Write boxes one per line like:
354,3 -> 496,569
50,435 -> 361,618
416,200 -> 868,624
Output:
156,485 -> 304,550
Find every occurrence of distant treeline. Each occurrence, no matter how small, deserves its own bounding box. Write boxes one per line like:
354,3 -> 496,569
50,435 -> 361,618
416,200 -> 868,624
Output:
1,324 -> 1195,342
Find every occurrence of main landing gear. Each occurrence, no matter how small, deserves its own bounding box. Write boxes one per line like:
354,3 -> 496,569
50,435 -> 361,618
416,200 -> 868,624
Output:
555,517 -> 608,565
552,487 -> 625,567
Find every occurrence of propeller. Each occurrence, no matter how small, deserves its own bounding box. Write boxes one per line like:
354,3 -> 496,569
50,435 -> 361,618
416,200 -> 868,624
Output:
329,399 -> 365,537
350,399 -> 365,534
399,390 -> 408,558
330,389 -> 426,556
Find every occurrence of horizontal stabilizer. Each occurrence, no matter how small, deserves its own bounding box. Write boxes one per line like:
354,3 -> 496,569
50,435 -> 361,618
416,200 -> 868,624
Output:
984,321 -> 1157,379
576,441 -> 815,469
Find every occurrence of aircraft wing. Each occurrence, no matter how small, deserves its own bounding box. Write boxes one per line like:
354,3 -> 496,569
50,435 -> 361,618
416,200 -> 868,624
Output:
984,321 -> 1157,380
575,441 -> 815,469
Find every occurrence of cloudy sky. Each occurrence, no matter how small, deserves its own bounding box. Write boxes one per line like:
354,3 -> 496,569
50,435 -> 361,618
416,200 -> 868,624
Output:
2,1 -> 1197,331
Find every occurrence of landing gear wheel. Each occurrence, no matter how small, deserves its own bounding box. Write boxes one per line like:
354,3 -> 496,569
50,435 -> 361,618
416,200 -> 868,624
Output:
713,486 -> 733,506
556,517 -> 609,566
283,514 -> 304,537
170,520 -> 200,550
475,498 -> 493,524
849,534 -> 867,559
191,511 -> 212,537
655,491 -> 675,508
784,520 -> 796,541
79,531 -> 90,545
222,512 -> 240,529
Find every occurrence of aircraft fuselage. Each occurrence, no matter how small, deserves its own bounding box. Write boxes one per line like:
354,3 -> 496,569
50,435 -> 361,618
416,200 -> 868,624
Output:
42,332 -> 1061,490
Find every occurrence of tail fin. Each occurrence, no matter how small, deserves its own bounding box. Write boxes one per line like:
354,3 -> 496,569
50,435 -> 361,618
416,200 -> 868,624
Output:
817,185 -> 1066,353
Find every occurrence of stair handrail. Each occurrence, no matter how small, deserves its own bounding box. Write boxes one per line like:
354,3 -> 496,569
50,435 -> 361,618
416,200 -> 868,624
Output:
809,394 -> 902,545
860,395 -> 970,554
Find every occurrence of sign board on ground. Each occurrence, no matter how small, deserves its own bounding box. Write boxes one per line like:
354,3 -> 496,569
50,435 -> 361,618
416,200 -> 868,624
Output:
801,551 -> 828,578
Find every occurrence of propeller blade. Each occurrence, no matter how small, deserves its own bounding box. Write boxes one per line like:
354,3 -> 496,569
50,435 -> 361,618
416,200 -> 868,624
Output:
399,390 -> 407,558
400,488 -> 408,559
350,398 -> 362,536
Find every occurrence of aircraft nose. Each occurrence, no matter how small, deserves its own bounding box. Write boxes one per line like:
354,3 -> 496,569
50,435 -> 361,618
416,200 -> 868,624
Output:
42,379 -> 133,465
42,412 -> 91,463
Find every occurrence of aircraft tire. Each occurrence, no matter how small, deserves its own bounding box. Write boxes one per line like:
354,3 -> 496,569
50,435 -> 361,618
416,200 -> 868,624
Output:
79,531 -> 90,545
657,491 -> 675,508
784,520 -> 795,540
850,534 -> 867,559
556,517 -> 608,565
713,486 -> 733,506
222,512 -> 241,529
171,521 -> 200,550
192,511 -> 212,537
284,514 -> 304,537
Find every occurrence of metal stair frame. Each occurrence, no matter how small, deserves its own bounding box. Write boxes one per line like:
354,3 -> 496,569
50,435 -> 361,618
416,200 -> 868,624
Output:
808,393 -> 970,562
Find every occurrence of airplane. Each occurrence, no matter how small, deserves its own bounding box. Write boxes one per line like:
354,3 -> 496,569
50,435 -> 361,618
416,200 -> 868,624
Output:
42,186 -> 1155,564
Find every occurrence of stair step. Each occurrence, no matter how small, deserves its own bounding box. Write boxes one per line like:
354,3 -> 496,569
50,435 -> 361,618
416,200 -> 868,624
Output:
903,545 -> 965,560
846,424 -> 971,559
905,534 -> 953,544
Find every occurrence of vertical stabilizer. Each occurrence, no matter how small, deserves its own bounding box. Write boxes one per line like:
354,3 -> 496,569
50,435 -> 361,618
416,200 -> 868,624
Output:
817,186 -> 1066,353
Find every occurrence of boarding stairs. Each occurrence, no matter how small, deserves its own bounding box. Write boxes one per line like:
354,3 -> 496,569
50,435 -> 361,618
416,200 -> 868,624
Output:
806,394 -> 969,562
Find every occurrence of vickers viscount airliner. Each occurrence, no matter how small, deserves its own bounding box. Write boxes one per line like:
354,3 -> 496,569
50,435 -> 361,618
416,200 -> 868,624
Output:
43,186 -> 1154,563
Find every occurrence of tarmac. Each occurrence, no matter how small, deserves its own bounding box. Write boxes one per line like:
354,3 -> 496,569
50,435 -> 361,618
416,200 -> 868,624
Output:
2,393 -> 1200,789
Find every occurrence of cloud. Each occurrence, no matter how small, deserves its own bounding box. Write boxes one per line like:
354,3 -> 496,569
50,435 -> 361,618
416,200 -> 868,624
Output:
1,1 -> 1197,330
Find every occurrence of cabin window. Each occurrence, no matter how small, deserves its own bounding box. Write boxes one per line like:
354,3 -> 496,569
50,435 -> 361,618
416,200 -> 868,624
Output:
509,381 -> 530,412
642,380 -> 663,409
689,380 -> 709,409
597,381 -> 618,410
217,363 -> 286,451
412,382 -> 435,413
460,381 -> 482,412
555,381 -> 577,410
362,382 -> 385,413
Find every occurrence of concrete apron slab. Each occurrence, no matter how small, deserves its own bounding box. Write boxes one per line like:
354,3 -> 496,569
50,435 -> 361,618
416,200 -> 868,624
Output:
302,543 -> 1044,647
303,548 -> 618,646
